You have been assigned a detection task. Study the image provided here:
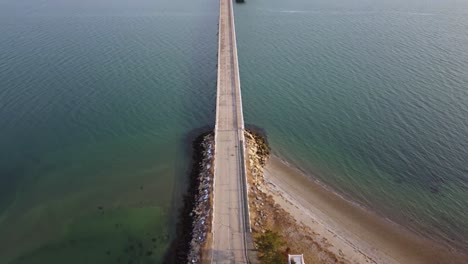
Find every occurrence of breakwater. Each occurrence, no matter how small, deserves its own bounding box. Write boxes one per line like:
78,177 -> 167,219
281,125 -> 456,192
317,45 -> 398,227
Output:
171,129 -> 264,263
186,133 -> 214,263
166,132 -> 214,264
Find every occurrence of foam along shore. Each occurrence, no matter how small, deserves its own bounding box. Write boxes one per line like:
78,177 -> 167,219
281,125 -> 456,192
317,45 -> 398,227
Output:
264,156 -> 468,264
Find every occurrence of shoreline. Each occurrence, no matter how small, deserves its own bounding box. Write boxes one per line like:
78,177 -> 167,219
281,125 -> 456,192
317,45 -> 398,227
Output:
172,130 -> 468,263
164,132 -> 214,264
265,155 -> 468,263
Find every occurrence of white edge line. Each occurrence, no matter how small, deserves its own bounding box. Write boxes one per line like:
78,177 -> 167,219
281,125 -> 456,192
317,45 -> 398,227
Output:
230,0 -> 252,232
210,0 -> 223,262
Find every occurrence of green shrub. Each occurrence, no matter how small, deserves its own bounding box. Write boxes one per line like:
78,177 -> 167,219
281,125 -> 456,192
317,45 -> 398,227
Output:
256,230 -> 285,264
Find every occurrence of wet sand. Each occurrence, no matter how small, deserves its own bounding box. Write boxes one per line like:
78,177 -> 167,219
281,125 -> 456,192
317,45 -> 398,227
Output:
264,156 -> 468,264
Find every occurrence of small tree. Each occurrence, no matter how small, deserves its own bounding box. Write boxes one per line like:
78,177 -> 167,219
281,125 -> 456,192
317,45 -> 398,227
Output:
257,230 -> 285,264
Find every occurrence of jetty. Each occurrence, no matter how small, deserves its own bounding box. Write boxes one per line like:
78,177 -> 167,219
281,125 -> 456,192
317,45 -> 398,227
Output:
211,0 -> 255,263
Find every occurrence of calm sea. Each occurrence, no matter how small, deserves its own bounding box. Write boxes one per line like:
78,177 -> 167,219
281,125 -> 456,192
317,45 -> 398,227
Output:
1,0 -> 468,262
236,0 -> 468,254
0,0 -> 217,263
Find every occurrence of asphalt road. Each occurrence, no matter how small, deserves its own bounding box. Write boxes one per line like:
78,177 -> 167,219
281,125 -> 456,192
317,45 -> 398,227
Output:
211,0 -> 250,263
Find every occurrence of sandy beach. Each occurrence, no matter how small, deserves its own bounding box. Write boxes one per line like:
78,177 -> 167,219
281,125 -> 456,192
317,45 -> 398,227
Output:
263,156 -> 468,264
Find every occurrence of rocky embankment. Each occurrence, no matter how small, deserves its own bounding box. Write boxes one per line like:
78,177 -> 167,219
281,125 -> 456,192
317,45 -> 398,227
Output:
244,130 -> 271,234
186,133 -> 214,263
168,132 -> 214,264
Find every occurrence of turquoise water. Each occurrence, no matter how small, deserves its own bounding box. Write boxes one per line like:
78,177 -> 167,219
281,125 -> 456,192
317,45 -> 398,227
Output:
0,0 -> 217,262
1,0 -> 468,262
236,0 -> 468,253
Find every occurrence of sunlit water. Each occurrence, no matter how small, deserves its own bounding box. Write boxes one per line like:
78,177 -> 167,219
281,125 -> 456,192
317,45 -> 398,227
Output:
236,0 -> 468,253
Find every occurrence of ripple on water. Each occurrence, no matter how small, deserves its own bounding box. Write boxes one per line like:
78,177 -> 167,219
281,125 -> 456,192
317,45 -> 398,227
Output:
235,0 -> 468,252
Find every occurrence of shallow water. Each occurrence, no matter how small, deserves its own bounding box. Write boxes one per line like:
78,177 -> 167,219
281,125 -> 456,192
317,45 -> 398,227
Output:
0,0 -> 218,262
235,0 -> 468,252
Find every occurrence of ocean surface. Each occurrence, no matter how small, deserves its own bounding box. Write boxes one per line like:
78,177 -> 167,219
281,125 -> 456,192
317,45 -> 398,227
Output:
236,0 -> 468,253
0,0 -> 467,263
0,0 -> 218,263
